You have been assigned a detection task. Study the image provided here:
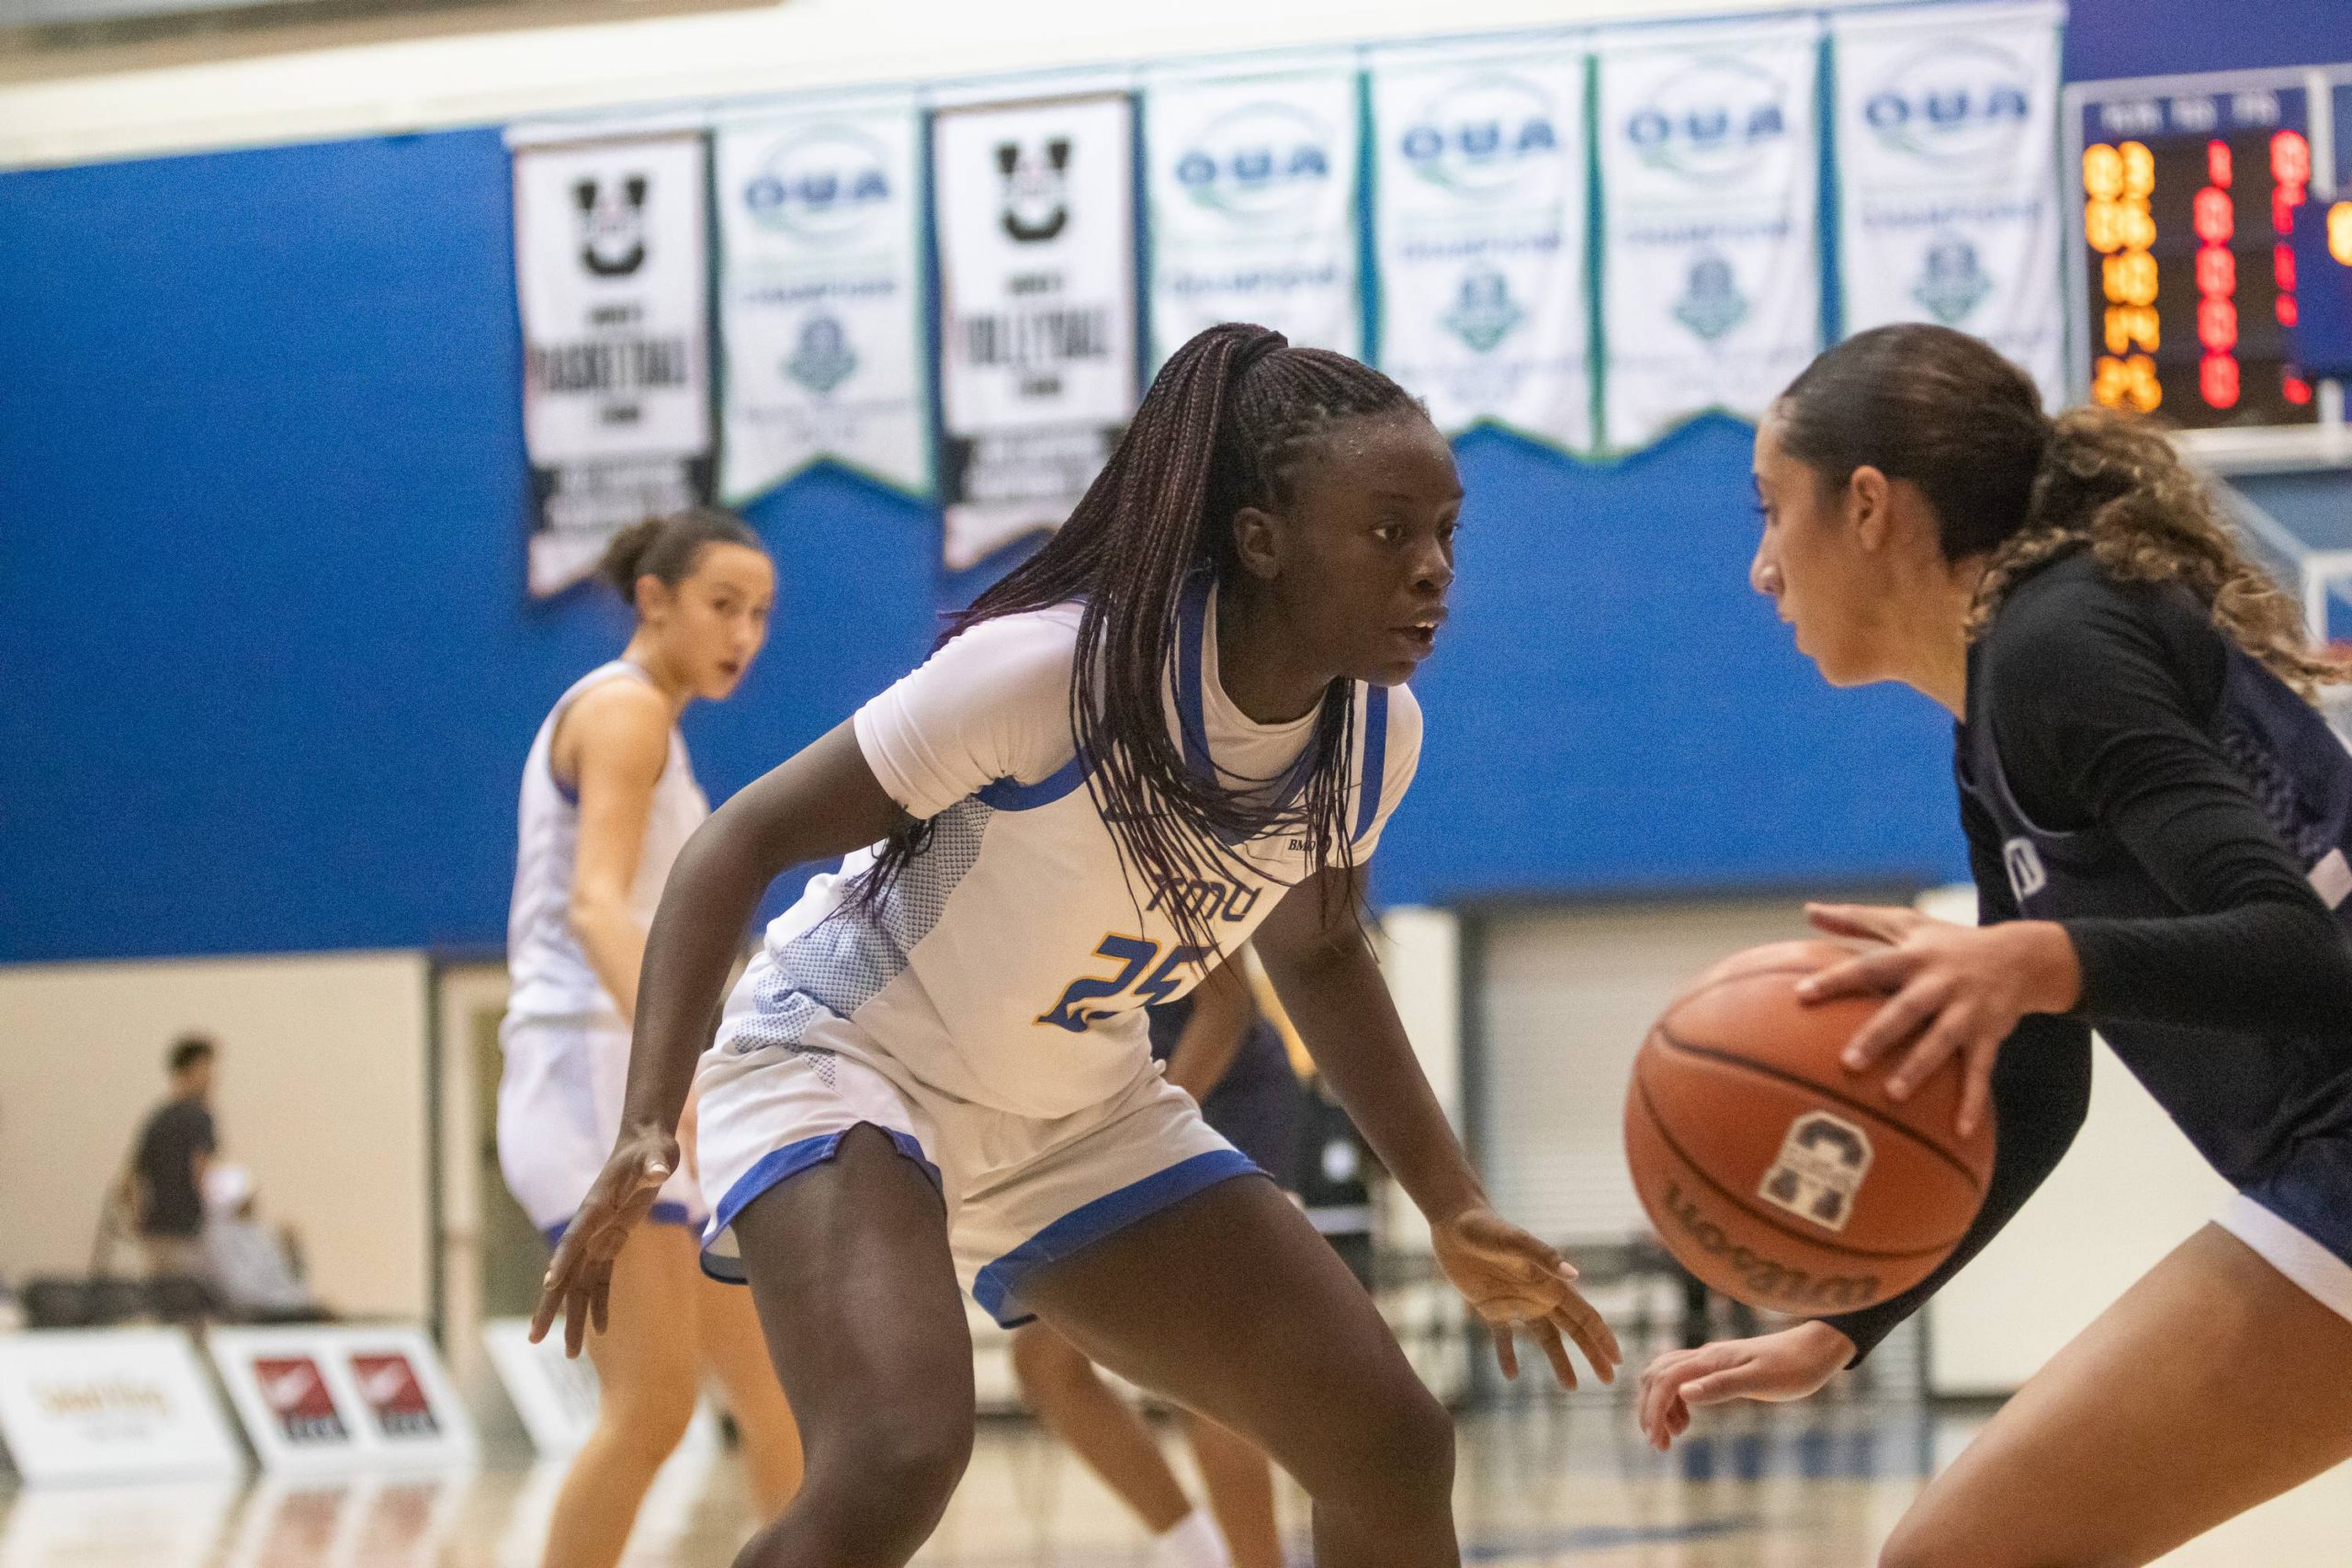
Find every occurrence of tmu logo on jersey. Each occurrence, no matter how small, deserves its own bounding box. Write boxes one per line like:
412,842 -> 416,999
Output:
1624,57 -> 1790,183
1757,1111 -> 1873,1232
1860,40 -> 2032,163
347,1353 -> 441,1440
1174,102 -> 1335,220
253,1355 -> 348,1445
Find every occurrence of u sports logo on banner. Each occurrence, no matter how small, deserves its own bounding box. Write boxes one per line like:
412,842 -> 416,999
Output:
1174,101 -> 1337,221
1625,55 -> 1791,183
1398,73 -> 1566,200
741,124 -> 896,240
1861,40 -> 2034,164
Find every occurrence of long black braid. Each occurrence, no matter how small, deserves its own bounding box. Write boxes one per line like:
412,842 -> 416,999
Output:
858,321 -> 1422,956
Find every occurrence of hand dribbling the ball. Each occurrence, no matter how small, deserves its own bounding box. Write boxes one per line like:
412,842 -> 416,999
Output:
1637,1321 -> 1855,1450
1796,903 -> 2081,1136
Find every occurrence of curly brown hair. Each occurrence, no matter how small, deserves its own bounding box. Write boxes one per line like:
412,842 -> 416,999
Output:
1774,324 -> 2346,697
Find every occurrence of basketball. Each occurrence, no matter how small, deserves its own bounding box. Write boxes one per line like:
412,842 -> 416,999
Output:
1624,941 -> 1997,1314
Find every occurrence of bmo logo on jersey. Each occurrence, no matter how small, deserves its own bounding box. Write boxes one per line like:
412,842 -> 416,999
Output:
2002,837 -> 2048,901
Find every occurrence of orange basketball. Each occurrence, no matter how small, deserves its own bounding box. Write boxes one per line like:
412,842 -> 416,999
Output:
1623,940 -> 1997,1314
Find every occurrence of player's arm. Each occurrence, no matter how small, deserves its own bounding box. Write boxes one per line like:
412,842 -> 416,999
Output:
534,721 -> 904,1353
1639,795 -> 2093,1448
559,679 -> 672,1022
1252,865 -> 1620,1388
1159,960 -> 1254,1101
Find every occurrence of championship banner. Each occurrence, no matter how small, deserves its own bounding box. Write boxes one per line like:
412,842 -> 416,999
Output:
933,94 -> 1139,570
715,100 -> 932,503
1370,43 -> 1592,450
1596,17 -> 1823,450
209,1325 -> 478,1474
1830,1 -> 2064,403
1143,66 -> 1362,371
513,133 -> 715,597
0,1328 -> 243,1485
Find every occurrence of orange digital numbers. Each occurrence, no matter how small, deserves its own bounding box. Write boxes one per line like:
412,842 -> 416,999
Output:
2103,304 -> 2159,354
2094,354 -> 2163,412
2102,251 -> 2159,306
2087,141 -> 2163,412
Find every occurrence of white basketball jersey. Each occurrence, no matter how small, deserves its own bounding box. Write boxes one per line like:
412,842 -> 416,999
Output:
507,661 -> 710,1023
724,583 -> 1422,1121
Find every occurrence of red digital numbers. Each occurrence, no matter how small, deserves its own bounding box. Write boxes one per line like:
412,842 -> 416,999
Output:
2195,140 -> 2238,408
2271,130 -> 2308,365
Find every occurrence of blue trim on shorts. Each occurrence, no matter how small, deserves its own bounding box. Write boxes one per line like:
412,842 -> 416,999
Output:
545,1200 -> 694,1248
698,1126 -> 944,1285
971,1148 -> 1259,1327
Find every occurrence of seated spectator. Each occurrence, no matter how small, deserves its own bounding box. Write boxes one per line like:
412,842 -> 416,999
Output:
201,1164 -> 329,1323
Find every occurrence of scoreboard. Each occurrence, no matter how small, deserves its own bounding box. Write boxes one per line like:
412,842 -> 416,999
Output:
2069,67 -> 2350,432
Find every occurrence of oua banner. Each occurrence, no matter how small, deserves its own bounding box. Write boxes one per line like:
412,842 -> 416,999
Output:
1370,41 -> 1593,450
1595,17 -> 1823,450
1831,1 -> 2065,404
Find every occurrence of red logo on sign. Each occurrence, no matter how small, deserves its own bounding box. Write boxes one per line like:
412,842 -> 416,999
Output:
347,1353 -> 440,1439
253,1356 -> 348,1444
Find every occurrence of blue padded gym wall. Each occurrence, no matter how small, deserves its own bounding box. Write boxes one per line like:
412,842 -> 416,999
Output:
6,0 -> 2348,960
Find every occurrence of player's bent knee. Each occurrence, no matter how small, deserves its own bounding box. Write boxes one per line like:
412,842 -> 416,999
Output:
593,1380 -> 701,1469
764,1420 -> 973,1568
1317,1368 -> 1454,1517
1008,1324 -> 1093,1401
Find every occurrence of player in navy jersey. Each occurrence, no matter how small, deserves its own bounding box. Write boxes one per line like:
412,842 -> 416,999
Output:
1638,323 -> 2352,1566
536,324 -> 1620,1568
1009,957 -> 1303,1568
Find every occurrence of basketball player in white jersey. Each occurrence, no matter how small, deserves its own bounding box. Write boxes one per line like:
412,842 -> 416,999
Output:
536,326 -> 1620,1568
502,508 -> 801,1568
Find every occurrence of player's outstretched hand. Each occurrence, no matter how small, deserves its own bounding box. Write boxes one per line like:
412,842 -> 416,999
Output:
1798,902 -> 2080,1136
1432,1205 -> 1622,1389
529,1123 -> 678,1357
1636,1321 -> 1853,1450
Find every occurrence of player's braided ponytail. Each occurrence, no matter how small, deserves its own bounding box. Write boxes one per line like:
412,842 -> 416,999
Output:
1775,322 -> 2346,697
858,323 -> 1422,953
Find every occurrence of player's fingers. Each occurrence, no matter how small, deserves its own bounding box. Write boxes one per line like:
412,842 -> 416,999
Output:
1490,1323 -> 1520,1381
1804,903 -> 1916,945
1842,976 -> 1950,1070
562,1282 -> 589,1359
1957,1039 -> 1998,1138
1553,1292 -> 1622,1380
1884,1008 -> 1971,1102
1532,1319 -> 1577,1391
1797,948 -> 1914,1004
1639,1346 -> 1714,1437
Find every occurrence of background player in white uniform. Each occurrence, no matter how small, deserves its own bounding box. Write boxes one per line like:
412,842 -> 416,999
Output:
536,324 -> 1621,1568
503,508 -> 801,1568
